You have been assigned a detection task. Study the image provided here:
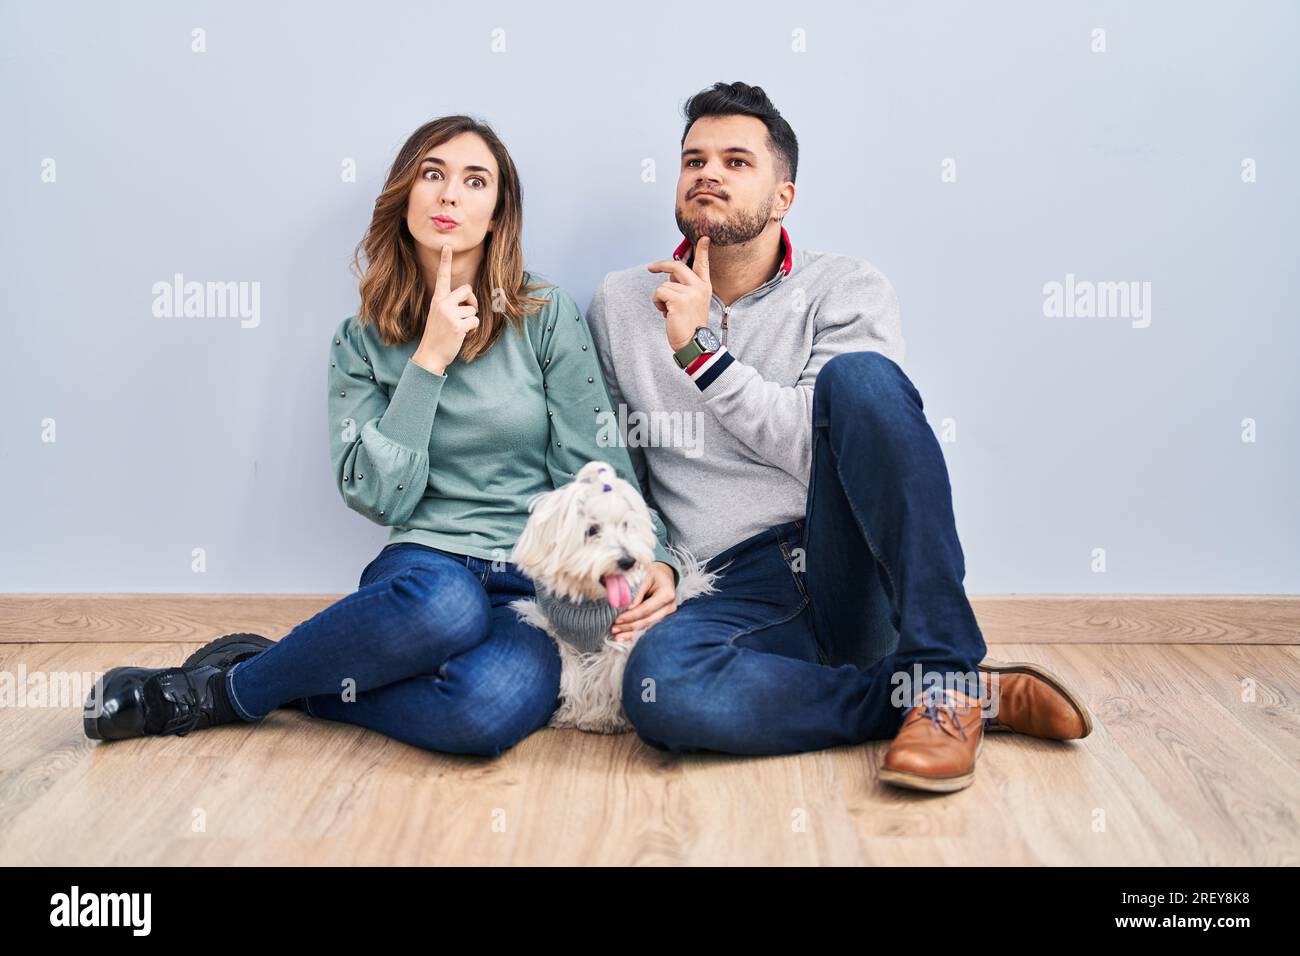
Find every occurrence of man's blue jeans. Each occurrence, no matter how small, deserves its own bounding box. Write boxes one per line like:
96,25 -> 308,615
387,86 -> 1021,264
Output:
621,350 -> 989,754
224,544 -> 561,756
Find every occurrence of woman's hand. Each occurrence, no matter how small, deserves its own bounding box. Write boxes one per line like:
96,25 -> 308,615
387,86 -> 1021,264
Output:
609,561 -> 678,641
413,243 -> 479,375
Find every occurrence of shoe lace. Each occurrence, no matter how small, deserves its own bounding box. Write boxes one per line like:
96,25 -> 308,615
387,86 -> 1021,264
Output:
146,668 -> 202,736
910,691 -> 975,741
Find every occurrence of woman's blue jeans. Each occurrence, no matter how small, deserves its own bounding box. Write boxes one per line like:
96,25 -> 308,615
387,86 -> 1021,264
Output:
621,350 -> 989,755
224,544 -> 562,756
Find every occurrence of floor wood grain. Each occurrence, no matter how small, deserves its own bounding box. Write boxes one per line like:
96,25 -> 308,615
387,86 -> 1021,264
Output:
1,641 -> 1296,865
4,594 -> 1296,644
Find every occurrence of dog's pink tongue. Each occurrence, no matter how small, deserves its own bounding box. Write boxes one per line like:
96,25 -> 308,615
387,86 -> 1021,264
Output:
603,573 -> 632,609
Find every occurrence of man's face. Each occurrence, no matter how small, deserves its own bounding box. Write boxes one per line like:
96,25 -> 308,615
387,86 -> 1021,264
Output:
675,114 -> 783,247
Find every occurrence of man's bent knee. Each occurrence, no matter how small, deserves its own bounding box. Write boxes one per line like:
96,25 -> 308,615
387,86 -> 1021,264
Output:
815,350 -> 916,420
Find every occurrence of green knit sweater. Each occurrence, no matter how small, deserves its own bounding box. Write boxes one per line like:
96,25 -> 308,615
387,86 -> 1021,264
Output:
328,275 -> 678,582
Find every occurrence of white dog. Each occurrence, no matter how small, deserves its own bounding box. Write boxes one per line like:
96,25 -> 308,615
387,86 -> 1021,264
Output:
510,461 -> 721,734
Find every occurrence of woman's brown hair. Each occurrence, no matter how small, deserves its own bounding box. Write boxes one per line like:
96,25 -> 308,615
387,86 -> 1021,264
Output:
350,115 -> 549,361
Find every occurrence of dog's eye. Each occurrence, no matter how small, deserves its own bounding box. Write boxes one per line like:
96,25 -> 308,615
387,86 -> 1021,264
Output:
585,524 -> 600,538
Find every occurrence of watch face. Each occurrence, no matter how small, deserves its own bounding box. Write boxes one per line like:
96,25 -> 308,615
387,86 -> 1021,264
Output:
696,327 -> 721,351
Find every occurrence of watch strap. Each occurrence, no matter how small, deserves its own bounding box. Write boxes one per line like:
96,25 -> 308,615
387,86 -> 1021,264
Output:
673,336 -> 706,369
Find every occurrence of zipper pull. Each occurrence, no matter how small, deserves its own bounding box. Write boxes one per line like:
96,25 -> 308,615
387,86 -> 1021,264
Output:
721,306 -> 729,347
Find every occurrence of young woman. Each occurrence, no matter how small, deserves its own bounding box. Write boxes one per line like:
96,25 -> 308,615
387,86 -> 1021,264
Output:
83,116 -> 681,755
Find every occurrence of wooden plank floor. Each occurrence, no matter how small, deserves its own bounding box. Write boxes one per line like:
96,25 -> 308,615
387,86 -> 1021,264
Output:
1,641 -> 1297,865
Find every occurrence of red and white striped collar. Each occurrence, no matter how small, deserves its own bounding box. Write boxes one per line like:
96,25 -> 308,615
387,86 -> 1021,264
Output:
672,224 -> 794,277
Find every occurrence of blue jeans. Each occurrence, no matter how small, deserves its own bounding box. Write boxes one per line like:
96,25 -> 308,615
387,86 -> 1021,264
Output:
621,350 -> 989,754
225,543 -> 562,756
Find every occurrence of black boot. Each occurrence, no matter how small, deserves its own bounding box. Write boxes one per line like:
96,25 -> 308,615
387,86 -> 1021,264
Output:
183,632 -> 303,712
83,664 -> 242,741
183,631 -> 274,669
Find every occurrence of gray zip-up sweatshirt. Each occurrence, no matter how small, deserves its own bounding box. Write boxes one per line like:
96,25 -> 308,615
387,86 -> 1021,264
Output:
586,227 -> 906,563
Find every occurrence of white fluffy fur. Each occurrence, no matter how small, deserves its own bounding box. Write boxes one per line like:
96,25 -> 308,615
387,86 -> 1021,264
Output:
510,461 -> 723,734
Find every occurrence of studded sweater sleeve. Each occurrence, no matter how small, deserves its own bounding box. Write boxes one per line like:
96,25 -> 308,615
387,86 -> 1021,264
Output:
534,288 -> 680,586
328,316 -> 445,526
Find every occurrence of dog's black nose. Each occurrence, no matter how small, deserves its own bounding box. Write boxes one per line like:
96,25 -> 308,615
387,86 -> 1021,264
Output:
617,554 -> 635,571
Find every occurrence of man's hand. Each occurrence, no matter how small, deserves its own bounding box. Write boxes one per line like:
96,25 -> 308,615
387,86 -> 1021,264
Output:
609,561 -> 678,641
647,235 -> 712,352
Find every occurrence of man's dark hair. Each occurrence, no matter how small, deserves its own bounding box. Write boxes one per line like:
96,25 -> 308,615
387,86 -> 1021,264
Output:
681,81 -> 799,184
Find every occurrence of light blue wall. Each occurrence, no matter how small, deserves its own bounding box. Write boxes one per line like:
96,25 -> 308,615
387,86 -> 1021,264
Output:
2,1 -> 1296,595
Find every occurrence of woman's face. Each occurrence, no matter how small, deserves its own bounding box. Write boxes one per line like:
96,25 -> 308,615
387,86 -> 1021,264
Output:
405,132 -> 500,256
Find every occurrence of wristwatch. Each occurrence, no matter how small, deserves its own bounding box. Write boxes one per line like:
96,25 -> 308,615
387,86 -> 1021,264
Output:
672,326 -> 722,369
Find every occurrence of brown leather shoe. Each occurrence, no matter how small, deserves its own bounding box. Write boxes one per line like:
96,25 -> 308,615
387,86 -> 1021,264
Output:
979,659 -> 1092,739
879,687 -> 984,793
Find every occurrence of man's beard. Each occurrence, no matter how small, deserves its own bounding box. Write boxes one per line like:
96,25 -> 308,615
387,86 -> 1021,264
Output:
675,193 -> 774,247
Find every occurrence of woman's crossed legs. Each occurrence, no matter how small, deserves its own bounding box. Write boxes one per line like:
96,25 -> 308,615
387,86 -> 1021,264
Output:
225,543 -> 562,756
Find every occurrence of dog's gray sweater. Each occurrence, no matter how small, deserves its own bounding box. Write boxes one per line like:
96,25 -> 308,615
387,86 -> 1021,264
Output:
535,581 -> 641,654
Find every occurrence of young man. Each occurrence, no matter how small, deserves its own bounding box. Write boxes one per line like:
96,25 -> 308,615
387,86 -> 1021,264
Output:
586,81 -> 1091,793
